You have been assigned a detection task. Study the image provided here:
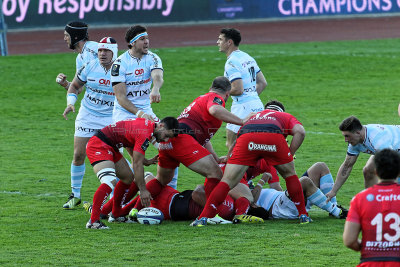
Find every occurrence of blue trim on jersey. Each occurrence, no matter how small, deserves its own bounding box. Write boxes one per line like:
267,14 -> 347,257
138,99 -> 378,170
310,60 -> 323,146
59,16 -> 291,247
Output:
230,77 -> 242,83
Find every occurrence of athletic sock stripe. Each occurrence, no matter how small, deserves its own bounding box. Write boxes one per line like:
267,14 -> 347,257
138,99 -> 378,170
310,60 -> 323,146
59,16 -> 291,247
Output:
98,171 -> 116,180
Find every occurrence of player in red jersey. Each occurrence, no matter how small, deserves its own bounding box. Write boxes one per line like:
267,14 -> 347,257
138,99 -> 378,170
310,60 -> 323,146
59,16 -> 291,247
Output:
84,117 -> 179,229
134,76 -> 250,223
192,100 -> 311,226
343,148 -> 400,266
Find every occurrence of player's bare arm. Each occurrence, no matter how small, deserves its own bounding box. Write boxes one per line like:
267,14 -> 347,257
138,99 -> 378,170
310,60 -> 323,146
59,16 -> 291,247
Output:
62,77 -> 86,120
209,105 -> 244,125
343,221 -> 362,251
132,151 -> 152,207
229,79 -> 244,96
289,124 -> 306,155
255,71 -> 267,95
326,154 -> 358,201
113,82 -> 154,121
251,173 -> 272,203
150,69 -> 163,103
204,141 -> 221,163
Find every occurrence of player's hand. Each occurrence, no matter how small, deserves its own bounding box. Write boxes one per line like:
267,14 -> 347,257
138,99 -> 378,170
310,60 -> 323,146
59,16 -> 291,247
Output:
325,190 -> 336,203
139,189 -> 153,207
141,113 -> 155,122
242,112 -> 257,124
150,90 -> 161,103
56,73 -> 68,87
217,155 -> 227,164
144,155 -> 159,166
63,105 -> 75,120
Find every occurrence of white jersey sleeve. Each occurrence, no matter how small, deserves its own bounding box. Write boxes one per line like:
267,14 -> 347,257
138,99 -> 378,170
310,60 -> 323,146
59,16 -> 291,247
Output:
75,41 -> 98,72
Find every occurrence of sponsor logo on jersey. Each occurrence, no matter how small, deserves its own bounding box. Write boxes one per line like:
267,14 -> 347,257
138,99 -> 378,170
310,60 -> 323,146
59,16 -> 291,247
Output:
158,142 -> 173,150
366,193 -> 400,202
213,97 -> 223,105
111,64 -> 120,76
141,138 -> 150,151
126,78 -> 151,86
135,69 -> 144,75
366,241 -> 400,248
88,87 -> 114,96
76,126 -> 96,133
248,142 -> 276,152
86,94 -> 114,106
126,88 -> 151,97
99,79 -> 111,86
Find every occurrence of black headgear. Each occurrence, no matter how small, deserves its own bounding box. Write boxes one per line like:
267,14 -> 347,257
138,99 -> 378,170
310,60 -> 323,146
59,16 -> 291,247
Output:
65,21 -> 88,50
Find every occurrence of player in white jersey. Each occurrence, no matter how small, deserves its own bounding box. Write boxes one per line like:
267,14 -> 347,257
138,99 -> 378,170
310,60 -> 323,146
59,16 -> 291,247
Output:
250,162 -> 348,220
55,21 -> 98,91
326,116 -> 400,203
110,25 -> 179,189
61,37 -> 118,209
111,25 -> 163,123
217,28 -> 268,150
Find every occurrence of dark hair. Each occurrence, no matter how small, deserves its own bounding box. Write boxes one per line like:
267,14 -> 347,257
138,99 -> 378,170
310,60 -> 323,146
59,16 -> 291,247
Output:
125,25 -> 147,49
160,117 -> 179,137
210,76 -> 231,93
374,149 -> 400,180
265,100 -> 285,112
220,28 -> 241,46
339,116 -> 362,132
65,21 -> 89,49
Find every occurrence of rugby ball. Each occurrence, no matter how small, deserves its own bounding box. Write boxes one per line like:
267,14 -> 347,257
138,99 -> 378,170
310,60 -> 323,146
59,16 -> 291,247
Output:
137,207 -> 164,225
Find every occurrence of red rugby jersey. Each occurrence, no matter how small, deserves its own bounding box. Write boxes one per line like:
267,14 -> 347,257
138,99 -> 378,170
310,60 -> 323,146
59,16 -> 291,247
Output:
347,182 -> 400,262
177,92 -> 225,146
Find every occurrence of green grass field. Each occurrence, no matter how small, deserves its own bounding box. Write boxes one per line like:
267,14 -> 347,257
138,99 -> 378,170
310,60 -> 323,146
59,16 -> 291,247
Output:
1,38 -> 400,266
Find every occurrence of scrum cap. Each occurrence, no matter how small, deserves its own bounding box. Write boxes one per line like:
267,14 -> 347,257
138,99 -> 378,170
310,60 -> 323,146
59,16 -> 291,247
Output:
65,21 -> 88,50
98,37 -> 118,61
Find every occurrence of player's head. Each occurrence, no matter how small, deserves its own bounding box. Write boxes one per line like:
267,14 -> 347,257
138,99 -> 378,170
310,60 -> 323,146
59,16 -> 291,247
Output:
220,28 -> 241,46
64,21 -> 89,50
98,37 -> 118,65
155,117 -> 179,142
125,25 -> 148,50
374,149 -> 400,180
339,116 -> 363,146
265,100 -> 285,112
210,76 -> 231,101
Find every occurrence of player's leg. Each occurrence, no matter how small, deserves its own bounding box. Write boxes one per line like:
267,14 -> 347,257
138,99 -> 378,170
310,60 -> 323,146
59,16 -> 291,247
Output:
275,161 -> 309,222
225,129 -> 237,150
64,136 -> 90,209
363,155 -> 379,188
300,177 -> 343,218
306,162 -> 337,204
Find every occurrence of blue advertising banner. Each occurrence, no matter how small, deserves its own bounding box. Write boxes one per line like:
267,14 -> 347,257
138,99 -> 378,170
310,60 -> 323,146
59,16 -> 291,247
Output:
2,0 -> 400,30
0,7 -> 8,56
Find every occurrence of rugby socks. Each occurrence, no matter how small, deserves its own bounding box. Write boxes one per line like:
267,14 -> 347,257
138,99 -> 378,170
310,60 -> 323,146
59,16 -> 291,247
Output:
285,175 -> 308,216
235,197 -> 250,215
100,197 -> 113,216
307,189 -> 340,217
319,173 -> 337,204
204,178 -> 220,198
91,183 -> 112,222
199,181 -> 230,219
120,196 -> 140,216
167,167 -> 179,189
112,181 -> 131,217
71,163 -> 85,199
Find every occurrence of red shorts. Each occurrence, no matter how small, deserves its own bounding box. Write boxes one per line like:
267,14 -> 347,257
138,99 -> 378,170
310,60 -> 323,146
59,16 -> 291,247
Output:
158,134 -> 211,169
86,136 -> 123,165
150,186 -> 178,220
228,133 -> 293,166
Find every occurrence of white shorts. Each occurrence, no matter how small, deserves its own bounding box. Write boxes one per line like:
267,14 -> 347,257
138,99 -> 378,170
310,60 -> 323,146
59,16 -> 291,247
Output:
112,106 -> 159,123
74,107 -> 113,138
226,99 -> 264,133
271,191 -> 310,219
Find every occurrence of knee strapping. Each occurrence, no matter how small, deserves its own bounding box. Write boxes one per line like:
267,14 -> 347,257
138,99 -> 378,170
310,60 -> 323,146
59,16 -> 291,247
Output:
97,168 -> 117,190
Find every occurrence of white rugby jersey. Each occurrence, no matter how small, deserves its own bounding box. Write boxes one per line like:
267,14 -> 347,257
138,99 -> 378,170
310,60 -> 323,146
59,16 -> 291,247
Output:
256,188 -> 282,211
76,41 -> 98,72
347,124 -> 400,156
77,59 -> 115,117
224,50 -> 262,104
110,50 -> 163,112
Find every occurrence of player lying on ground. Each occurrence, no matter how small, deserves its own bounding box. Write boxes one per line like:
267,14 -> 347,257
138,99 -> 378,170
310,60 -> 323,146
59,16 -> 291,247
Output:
248,162 -> 348,220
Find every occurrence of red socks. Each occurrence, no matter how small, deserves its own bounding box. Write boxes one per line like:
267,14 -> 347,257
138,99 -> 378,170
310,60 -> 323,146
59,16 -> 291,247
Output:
135,179 -> 164,210
112,181 -> 131,217
91,183 -> 112,222
285,175 -> 308,216
101,182 -> 139,216
235,197 -> 250,215
204,178 -> 220,198
199,181 -> 230,218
